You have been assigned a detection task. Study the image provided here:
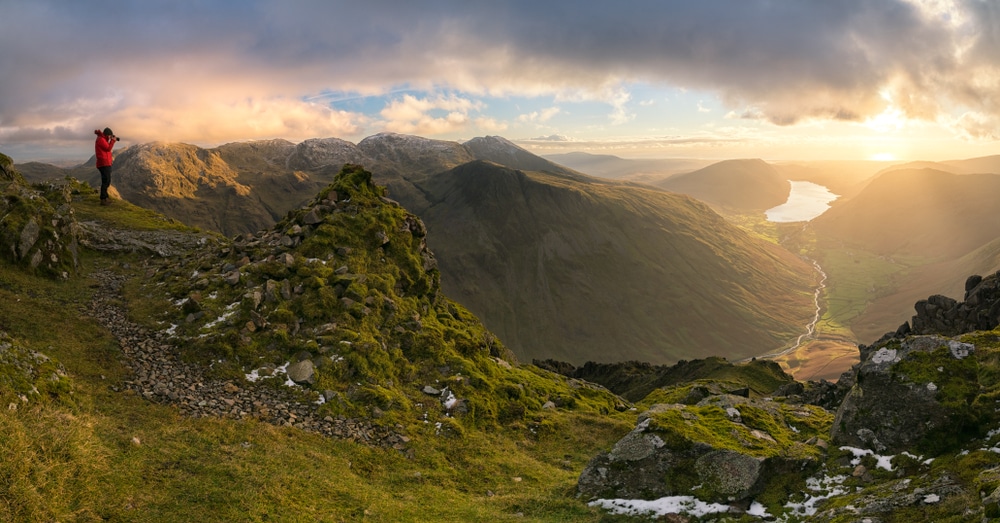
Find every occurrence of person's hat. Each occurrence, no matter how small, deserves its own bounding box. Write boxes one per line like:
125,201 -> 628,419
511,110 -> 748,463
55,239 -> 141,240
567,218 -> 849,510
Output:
103,127 -> 114,136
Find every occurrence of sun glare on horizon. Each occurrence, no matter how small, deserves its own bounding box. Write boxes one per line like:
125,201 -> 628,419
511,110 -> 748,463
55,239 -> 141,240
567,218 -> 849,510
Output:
870,152 -> 896,161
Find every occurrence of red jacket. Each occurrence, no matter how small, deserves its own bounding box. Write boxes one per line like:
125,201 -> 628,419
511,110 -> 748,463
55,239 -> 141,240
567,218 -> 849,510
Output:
94,130 -> 115,167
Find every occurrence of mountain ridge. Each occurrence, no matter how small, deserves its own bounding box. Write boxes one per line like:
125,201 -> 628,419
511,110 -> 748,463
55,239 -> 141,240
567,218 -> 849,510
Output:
655,158 -> 791,212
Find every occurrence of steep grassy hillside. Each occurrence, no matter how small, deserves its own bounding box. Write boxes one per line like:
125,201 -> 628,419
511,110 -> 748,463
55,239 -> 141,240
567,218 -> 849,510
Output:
410,160 -> 816,364
811,168 -> 1000,261
656,159 -> 791,212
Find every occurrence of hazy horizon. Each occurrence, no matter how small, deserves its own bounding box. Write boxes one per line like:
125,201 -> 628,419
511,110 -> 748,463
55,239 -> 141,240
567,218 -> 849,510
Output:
2,1 -> 999,163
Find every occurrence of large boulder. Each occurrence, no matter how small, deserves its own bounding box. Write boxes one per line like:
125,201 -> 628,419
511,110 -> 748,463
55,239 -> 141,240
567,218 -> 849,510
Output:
577,388 -> 830,504
831,334 -> 983,455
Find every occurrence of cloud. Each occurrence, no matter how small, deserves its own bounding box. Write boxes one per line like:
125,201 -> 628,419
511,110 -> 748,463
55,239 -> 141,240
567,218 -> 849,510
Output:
947,111 -> 1000,140
528,134 -> 573,142
607,88 -> 634,125
380,94 -> 489,135
517,107 -> 561,123
3,0 -> 1000,159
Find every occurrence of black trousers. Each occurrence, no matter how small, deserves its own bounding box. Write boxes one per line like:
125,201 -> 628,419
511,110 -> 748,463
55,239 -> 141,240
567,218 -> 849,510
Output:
98,165 -> 112,200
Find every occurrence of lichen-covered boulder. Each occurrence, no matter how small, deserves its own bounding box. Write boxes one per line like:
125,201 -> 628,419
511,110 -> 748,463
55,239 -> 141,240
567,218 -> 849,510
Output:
831,334 -> 982,455
577,391 -> 831,504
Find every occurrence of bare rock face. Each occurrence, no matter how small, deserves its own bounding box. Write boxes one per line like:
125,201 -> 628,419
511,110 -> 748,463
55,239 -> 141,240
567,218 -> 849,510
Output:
832,335 -> 982,455
908,272 -> 1000,336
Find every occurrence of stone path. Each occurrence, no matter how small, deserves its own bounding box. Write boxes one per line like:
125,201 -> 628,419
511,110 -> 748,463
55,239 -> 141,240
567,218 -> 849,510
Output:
86,268 -> 407,450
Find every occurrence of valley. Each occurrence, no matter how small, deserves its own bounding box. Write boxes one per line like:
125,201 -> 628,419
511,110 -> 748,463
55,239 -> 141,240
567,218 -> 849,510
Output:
12,138 -> 1000,380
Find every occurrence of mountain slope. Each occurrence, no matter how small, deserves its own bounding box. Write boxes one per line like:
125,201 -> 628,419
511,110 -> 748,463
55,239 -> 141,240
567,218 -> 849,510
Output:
851,236 -> 1000,343
543,152 -> 712,181
656,158 -> 791,212
111,142 -> 281,235
413,160 -> 816,364
811,168 -> 1000,260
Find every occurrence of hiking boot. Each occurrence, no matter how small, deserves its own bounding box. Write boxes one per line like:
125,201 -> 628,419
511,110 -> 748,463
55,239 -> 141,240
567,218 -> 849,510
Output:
100,199 -> 109,206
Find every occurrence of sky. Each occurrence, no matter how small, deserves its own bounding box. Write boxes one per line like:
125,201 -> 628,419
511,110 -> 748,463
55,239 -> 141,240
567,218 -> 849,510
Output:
1,0 -> 999,163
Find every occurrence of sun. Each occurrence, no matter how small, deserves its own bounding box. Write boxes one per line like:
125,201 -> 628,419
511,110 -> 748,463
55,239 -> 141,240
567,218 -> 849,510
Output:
870,152 -> 896,161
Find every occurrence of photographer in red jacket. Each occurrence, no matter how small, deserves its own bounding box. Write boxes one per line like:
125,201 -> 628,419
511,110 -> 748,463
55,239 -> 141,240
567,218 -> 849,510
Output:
94,127 -> 119,206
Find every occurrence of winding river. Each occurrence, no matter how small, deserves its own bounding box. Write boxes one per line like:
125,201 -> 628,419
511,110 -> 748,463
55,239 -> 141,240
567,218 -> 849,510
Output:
765,181 -> 837,356
787,258 -> 826,355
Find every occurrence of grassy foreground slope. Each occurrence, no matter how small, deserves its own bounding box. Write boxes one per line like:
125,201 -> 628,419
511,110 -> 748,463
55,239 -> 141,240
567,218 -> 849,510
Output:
0,166 -> 636,522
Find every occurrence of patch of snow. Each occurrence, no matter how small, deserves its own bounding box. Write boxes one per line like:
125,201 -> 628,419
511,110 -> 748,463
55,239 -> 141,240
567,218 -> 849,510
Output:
840,446 -> 894,471
924,493 -> 940,504
443,389 -> 458,410
165,324 -> 178,335
784,474 -> 849,516
590,496 -> 730,518
244,362 -> 300,389
747,501 -> 770,517
203,308 -> 237,329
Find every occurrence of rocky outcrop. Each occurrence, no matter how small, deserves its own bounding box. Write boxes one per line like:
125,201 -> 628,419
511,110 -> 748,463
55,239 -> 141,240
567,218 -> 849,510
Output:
578,387 -> 829,504
831,334 -> 983,455
0,153 -> 80,277
906,272 -> 1000,336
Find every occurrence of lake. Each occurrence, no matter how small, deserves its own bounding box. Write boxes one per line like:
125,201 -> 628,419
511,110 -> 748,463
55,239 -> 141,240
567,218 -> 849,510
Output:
765,180 -> 839,223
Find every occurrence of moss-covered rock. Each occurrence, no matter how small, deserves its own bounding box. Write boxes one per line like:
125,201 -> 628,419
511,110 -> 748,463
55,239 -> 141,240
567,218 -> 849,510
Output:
577,384 -> 831,505
0,153 -> 80,278
832,334 -> 991,455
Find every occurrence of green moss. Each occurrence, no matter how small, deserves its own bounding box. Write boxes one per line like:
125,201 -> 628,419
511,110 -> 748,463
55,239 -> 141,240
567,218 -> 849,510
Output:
0,333 -> 74,407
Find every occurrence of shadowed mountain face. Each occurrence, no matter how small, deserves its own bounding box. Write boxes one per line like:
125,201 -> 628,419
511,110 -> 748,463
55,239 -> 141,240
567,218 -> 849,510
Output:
655,158 -> 791,212
811,168 -> 1000,261
15,134 -> 817,364
410,160 -> 815,364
